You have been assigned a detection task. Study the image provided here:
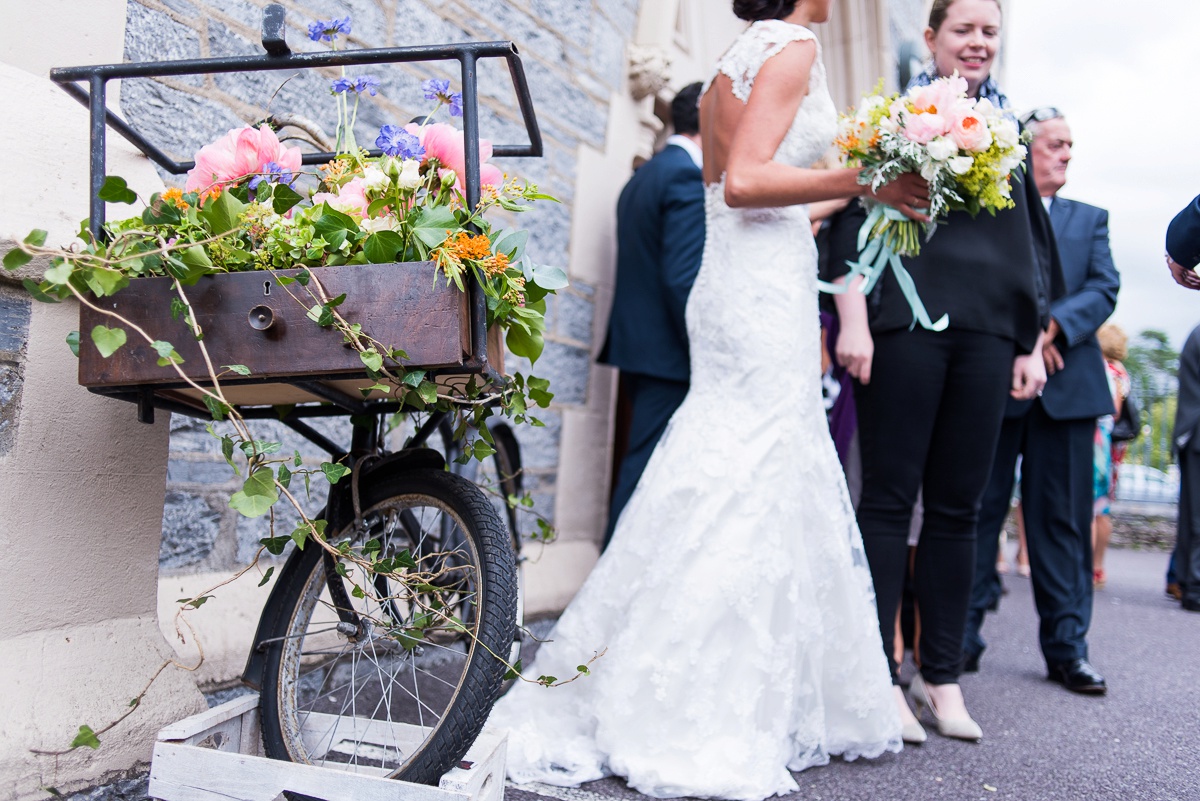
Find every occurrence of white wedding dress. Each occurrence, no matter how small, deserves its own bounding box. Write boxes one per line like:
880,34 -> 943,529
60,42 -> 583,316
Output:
489,21 -> 901,800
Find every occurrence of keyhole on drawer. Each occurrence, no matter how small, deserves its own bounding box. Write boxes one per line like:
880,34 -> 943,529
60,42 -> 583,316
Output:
263,281 -> 272,296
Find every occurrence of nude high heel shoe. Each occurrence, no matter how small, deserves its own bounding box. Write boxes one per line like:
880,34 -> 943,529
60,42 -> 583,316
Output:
909,674 -> 983,743
894,685 -> 927,744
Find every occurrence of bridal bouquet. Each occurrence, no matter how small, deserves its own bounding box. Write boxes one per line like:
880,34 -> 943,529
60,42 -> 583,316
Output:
831,75 -> 1027,329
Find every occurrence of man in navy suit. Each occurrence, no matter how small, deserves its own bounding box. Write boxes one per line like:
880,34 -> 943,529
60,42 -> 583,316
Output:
963,109 -> 1119,693
599,83 -> 705,547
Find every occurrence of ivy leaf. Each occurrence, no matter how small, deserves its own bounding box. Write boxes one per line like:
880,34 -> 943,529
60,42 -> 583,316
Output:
401,369 -> 426,387
359,349 -> 384,372
66,330 -> 80,357
170,297 -> 187,320
321,462 -> 351,484
22,278 -> 60,303
203,395 -> 232,421
260,536 -> 289,556
98,175 -> 138,205
306,303 -> 335,327
197,188 -> 247,235
503,659 -> 523,682
271,183 -> 304,215
472,439 -> 497,460
416,380 -> 438,405
220,436 -> 240,475
69,725 -> 101,750
223,364 -> 251,376
277,463 -> 292,489
527,376 -> 554,407
258,566 -> 275,587
177,595 -> 213,610
43,260 -> 74,286
142,193 -> 182,226
363,231 -> 405,264
3,229 -> 47,271
412,206 -> 458,250
151,340 -> 183,366
229,468 -> 279,518
90,325 -> 127,358
290,523 -> 310,550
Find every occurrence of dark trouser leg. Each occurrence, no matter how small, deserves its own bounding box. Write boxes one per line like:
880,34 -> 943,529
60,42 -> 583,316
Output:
603,374 -> 689,548
1019,405 -> 1096,666
964,415 -> 1026,664
1177,450 -> 1200,606
914,332 -> 1014,685
856,330 -> 948,683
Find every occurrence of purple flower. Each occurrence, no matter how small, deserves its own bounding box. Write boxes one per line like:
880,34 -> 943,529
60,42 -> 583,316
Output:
353,75 -> 380,96
376,125 -> 425,159
308,16 -> 351,43
248,161 -> 295,194
331,77 -> 355,94
422,78 -> 464,118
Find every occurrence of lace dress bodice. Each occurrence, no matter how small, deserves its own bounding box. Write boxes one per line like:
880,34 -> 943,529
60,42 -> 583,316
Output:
489,23 -> 900,801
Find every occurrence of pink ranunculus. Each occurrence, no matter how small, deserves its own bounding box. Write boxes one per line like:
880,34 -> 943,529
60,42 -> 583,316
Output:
904,112 -> 948,145
404,122 -> 496,190
184,125 -> 302,195
312,177 -> 370,217
949,109 -> 993,153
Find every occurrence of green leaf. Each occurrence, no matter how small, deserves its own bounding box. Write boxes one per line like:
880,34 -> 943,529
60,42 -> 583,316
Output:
258,566 -> 275,587
472,439 -> 497,460
412,206 -> 458,250
142,194 -> 182,226
359,349 -> 384,372
229,468 -> 279,518
260,536 -> 289,556
223,364 -> 251,376
359,382 -> 391,397
314,204 -> 360,242
493,229 -> 529,261
220,435 -> 240,474
197,188 -> 247,235
3,230 -> 47,271
69,725 -> 101,750
528,262 -> 569,290
151,340 -> 183,367
363,231 -> 406,263
22,278 -> 60,303
290,523 -> 310,550
82,267 -> 128,297
178,595 -> 213,609
98,175 -> 138,205
401,369 -> 427,387
416,380 -> 438,405
503,659 -> 523,681
43,260 -> 74,286
271,183 -> 304,215
204,395 -> 232,421
66,330 -> 80,357
506,325 -> 544,363
170,297 -> 187,320
576,664 -> 591,675
277,463 -> 292,489
90,325 -> 127,358
321,462 -> 351,484
306,303 -> 335,327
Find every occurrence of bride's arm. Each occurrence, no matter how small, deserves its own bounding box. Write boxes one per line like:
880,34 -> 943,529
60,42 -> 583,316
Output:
722,41 -> 929,219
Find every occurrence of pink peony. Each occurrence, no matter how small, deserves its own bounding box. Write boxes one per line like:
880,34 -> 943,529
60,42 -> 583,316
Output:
404,122 -> 501,188
904,112 -> 949,145
312,177 -> 369,217
949,109 -> 993,153
185,125 -> 302,195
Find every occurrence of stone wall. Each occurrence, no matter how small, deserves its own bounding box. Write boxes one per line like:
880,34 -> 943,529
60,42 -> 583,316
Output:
0,285 -> 30,456
117,0 -> 636,583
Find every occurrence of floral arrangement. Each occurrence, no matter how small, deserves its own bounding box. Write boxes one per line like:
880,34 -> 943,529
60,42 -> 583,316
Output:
11,15 -> 563,367
830,74 -> 1028,329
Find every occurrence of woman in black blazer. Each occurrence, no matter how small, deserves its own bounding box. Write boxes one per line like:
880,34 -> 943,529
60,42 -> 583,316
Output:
831,0 -> 1063,743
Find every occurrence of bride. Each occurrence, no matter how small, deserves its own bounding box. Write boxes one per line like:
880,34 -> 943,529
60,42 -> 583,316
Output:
489,2 -> 930,798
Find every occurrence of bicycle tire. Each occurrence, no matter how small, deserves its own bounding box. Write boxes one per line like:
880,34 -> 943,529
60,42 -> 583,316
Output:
258,467 -> 517,784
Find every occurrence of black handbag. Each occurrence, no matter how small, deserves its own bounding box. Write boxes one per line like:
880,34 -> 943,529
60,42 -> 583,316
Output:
1111,391 -> 1142,443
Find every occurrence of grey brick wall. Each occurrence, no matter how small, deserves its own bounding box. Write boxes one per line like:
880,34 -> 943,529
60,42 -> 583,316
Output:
118,0 -> 637,569
0,284 -> 31,456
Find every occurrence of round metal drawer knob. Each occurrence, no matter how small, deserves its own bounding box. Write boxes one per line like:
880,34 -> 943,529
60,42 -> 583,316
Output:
249,305 -> 275,331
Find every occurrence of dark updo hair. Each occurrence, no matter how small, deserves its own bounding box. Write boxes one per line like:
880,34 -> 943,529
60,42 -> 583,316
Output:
732,0 -> 798,22
670,83 -> 703,136
928,0 -> 1003,32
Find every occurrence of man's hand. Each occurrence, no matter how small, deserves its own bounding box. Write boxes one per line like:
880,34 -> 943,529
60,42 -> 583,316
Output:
1012,351 -> 1048,401
1167,253 -> 1200,290
1043,318 -> 1065,376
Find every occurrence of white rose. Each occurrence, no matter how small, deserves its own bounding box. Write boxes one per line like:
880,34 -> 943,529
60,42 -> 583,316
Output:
363,166 -> 390,194
974,98 -> 996,117
398,159 -> 423,190
360,214 -> 399,234
927,136 -> 958,161
992,121 -> 1020,150
949,155 -> 974,175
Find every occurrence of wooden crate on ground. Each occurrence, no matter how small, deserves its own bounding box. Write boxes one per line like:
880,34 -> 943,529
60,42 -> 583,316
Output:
147,692 -> 508,801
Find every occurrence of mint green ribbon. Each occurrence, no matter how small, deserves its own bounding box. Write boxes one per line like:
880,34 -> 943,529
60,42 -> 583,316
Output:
817,204 -> 949,332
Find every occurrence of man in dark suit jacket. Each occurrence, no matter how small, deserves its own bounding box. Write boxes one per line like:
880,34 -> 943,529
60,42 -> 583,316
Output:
1166,196 -> 1200,612
963,110 -> 1119,693
598,83 -> 705,547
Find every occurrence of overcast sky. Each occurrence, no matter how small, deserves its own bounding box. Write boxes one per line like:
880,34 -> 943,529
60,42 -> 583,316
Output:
1003,1 -> 1200,348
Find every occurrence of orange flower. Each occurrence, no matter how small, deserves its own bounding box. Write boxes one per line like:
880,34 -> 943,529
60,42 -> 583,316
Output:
162,187 -> 190,210
443,231 -> 493,261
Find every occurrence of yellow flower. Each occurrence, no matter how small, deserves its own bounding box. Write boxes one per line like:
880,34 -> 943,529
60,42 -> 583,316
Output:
162,188 -> 190,210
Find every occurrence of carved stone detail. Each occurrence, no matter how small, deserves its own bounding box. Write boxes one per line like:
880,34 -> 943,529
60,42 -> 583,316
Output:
627,44 -> 672,102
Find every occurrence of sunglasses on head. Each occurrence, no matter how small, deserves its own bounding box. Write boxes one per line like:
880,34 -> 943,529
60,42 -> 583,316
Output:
1019,107 -> 1062,126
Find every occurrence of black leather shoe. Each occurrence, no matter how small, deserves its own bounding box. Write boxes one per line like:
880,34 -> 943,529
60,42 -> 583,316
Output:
1183,599 -> 1200,612
1047,659 -> 1107,695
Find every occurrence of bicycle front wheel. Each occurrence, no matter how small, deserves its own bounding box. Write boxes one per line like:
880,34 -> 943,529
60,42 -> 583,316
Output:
258,467 -> 517,783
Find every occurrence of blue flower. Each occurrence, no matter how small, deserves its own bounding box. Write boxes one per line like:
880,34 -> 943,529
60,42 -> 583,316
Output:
376,125 -> 425,160
353,75 -> 380,96
330,77 -> 355,94
249,161 -> 295,193
422,78 -> 464,117
308,16 -> 351,43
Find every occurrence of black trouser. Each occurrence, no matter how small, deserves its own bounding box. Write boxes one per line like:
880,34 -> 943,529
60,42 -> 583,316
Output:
965,403 -> 1095,667
855,329 -> 1014,685
1176,448 -> 1200,607
604,373 -> 689,548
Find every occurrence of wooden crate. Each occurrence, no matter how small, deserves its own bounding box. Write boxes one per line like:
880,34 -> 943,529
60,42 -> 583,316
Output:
78,261 -> 503,408
148,692 -> 508,801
